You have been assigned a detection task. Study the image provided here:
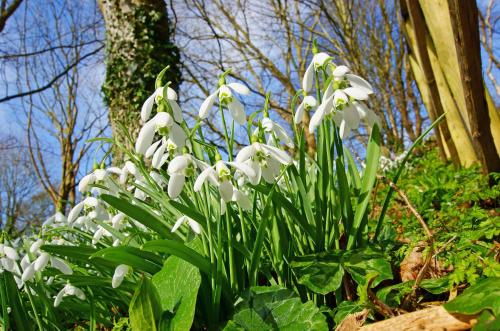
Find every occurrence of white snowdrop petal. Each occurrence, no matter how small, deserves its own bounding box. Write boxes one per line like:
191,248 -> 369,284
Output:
218,180 -> 234,202
152,143 -> 167,169
34,253 -> 50,271
294,103 -> 305,124
141,92 -> 156,122
54,288 -> 65,307
227,82 -> 250,95
235,145 -> 255,163
333,65 -> 350,77
187,219 -> 202,234
199,91 -> 218,119
4,246 -> 19,260
145,139 -> 162,159
169,123 -> 187,148
30,239 -> 44,254
228,98 -> 246,125
78,174 -> 96,193
112,264 -> 129,288
168,155 -> 189,174
50,257 -> 73,275
261,144 -> 292,165
194,167 -> 215,192
343,87 -> 369,100
343,106 -> 361,129
171,216 -> 186,233
166,87 -> 178,101
22,263 -> 36,283
135,120 -> 157,155
346,74 -> 373,94
168,173 -> 185,199
302,62 -> 314,93
169,100 -> 183,123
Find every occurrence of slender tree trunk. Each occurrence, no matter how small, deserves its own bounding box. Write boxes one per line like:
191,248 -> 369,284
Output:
447,0 -> 500,177
98,0 -> 181,162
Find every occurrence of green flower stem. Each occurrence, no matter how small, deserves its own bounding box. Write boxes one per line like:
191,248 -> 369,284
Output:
225,206 -> 237,292
219,103 -> 233,161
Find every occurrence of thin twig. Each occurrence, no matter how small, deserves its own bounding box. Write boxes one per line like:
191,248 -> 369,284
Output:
378,175 -> 434,309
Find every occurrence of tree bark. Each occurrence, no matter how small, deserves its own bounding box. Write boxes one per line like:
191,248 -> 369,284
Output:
447,0 -> 500,177
98,0 -> 181,162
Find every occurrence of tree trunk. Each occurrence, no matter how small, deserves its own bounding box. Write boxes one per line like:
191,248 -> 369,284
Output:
401,0 -> 500,175
98,0 -> 181,162
447,0 -> 500,176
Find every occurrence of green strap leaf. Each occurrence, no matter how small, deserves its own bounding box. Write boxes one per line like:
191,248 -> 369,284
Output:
347,124 -> 380,250
142,240 -> 212,275
100,194 -> 172,238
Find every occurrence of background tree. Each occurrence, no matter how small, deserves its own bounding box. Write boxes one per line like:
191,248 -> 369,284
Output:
402,0 -> 500,175
174,0 -> 423,155
98,0 -> 182,161
0,136 -> 52,235
2,0 -> 107,213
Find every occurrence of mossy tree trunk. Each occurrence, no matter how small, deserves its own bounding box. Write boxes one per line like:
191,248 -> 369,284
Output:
98,0 -> 181,162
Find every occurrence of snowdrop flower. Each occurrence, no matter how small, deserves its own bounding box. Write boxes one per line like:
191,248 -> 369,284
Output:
194,159 -> 255,202
141,86 -> 183,123
232,188 -> 252,211
54,284 -> 86,307
198,82 -> 250,125
308,92 -> 335,133
112,264 -> 130,288
171,215 -> 202,234
136,112 -> 186,155
332,65 -> 373,100
294,96 -> 317,124
236,141 -> 292,184
1,245 -> 19,261
167,154 -> 204,199
256,117 -> 293,148
78,169 -> 109,193
303,52 -> 331,92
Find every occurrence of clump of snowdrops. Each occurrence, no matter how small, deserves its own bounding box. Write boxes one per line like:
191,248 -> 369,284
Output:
1,47 -> 432,330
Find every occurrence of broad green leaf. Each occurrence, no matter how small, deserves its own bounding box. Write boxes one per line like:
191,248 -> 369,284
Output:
341,246 -> 393,287
444,277 -> 500,317
91,246 -> 162,275
100,194 -> 172,238
142,239 -> 211,275
152,255 -> 201,331
332,301 -> 365,325
129,277 -> 161,331
224,286 -> 327,331
290,252 -> 344,295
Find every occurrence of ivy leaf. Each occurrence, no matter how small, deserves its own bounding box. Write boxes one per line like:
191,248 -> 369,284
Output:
152,255 -> 201,331
290,252 -> 344,295
224,286 -> 328,331
290,247 -> 392,295
341,246 -> 393,287
444,277 -> 500,317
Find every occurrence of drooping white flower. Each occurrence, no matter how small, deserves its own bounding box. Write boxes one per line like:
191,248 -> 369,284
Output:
194,160 -> 255,202
257,118 -> 294,148
303,52 -> 331,93
167,154 -> 203,199
50,257 -> 73,275
112,264 -> 130,288
171,216 -> 202,234
235,142 -> 292,184
135,112 -> 186,155
332,65 -> 374,100
30,239 -> 44,254
198,82 -> 250,124
54,284 -> 86,307
21,263 -> 36,283
141,86 -> 183,123
3,245 -> 19,261
294,96 -> 317,124
34,252 -> 50,271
